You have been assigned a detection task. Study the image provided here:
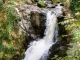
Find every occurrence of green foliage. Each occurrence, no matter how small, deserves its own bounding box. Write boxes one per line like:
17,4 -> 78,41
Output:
71,28 -> 80,42
0,0 -> 3,10
0,2 -> 24,59
70,0 -> 80,13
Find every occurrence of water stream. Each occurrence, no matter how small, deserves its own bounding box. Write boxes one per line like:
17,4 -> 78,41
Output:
23,10 -> 58,60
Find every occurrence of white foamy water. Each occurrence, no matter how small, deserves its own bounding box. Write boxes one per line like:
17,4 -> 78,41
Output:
23,11 -> 58,60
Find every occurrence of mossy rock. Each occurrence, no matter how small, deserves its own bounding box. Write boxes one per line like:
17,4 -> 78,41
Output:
37,1 -> 46,8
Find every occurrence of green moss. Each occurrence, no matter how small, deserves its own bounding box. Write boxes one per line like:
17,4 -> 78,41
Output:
37,1 -> 46,7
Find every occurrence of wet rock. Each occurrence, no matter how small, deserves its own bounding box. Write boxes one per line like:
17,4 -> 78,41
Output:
30,11 -> 40,29
47,41 -> 68,60
30,5 -> 41,13
21,4 -> 41,17
30,11 -> 46,38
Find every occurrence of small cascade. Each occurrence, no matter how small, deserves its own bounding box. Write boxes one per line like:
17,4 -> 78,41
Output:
23,10 -> 58,60
44,11 -> 58,45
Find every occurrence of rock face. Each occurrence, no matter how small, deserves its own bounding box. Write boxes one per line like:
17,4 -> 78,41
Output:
31,11 -> 40,28
30,11 -> 46,38
17,3 -> 46,43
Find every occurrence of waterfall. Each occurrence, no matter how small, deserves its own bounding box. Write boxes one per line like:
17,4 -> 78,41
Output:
23,11 -> 58,60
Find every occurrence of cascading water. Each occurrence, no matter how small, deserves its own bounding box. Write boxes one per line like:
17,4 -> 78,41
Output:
23,11 -> 58,60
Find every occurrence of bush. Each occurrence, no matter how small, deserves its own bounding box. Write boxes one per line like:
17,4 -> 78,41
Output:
0,3 -> 24,59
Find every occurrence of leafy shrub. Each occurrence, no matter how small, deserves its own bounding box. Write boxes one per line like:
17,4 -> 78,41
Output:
0,3 -> 24,59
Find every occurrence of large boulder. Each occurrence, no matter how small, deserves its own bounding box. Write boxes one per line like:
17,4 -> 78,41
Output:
30,11 -> 46,38
18,4 -> 47,41
30,11 -> 40,29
